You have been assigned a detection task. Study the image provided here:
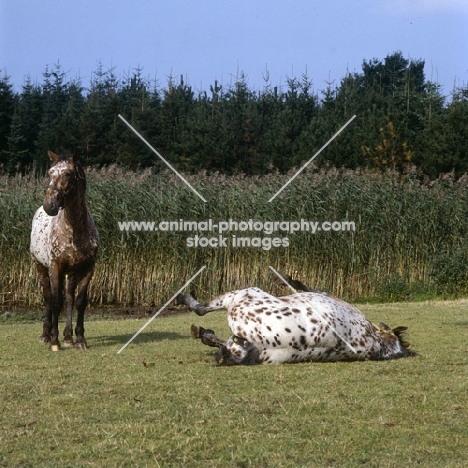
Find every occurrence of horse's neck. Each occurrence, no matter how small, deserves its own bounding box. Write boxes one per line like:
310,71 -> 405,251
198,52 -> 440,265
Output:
63,186 -> 90,232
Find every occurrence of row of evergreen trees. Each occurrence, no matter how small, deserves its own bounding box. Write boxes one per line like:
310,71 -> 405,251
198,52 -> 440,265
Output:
1,52 -> 467,177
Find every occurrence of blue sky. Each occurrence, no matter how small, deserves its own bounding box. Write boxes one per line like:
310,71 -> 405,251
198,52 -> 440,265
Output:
1,0 -> 467,97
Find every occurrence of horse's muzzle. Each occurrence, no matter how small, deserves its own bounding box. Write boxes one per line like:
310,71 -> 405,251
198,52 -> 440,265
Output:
43,193 -> 61,216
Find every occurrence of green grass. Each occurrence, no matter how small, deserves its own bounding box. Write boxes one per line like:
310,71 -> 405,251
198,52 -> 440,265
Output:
1,300 -> 467,467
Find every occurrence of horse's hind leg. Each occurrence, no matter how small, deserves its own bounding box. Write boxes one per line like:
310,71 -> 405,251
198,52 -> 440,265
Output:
63,273 -> 78,347
176,293 -> 226,316
36,263 -> 52,344
74,266 -> 94,350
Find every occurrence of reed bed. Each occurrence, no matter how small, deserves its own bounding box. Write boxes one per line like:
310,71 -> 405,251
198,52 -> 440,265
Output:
1,165 -> 468,309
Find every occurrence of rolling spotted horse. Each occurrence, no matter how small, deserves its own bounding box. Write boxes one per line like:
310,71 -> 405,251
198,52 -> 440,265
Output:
30,151 -> 99,351
177,278 -> 417,365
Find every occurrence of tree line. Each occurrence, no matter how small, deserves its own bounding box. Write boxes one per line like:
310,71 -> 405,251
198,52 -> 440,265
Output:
1,52 -> 467,177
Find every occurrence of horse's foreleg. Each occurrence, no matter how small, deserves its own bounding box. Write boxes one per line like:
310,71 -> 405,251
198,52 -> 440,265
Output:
191,325 -> 227,347
63,273 -> 77,347
36,263 -> 52,344
48,263 -> 64,352
74,266 -> 94,350
191,325 -> 260,365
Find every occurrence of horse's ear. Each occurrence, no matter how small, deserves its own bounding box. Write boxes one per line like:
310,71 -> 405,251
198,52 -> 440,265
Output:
72,151 -> 80,163
48,150 -> 59,162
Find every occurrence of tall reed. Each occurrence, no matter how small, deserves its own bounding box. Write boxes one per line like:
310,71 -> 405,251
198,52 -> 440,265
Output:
1,166 -> 467,309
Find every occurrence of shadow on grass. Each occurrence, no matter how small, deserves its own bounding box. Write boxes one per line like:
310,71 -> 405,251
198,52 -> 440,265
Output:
91,331 -> 186,348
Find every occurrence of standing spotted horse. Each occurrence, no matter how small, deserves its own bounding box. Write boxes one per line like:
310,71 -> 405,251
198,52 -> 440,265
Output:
30,151 -> 99,351
177,277 -> 417,365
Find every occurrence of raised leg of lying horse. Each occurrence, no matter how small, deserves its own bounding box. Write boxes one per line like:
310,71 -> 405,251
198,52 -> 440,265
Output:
178,293 -> 261,365
176,292 -> 229,315
191,325 -> 260,365
191,325 -> 226,347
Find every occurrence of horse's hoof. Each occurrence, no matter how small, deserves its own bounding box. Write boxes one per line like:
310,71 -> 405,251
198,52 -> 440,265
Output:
40,336 -> 50,344
74,341 -> 87,350
50,344 -> 60,352
63,340 -> 74,348
191,325 -> 201,339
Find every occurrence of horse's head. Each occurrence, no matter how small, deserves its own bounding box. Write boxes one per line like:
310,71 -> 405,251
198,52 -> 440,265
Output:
43,150 -> 85,216
373,323 -> 418,360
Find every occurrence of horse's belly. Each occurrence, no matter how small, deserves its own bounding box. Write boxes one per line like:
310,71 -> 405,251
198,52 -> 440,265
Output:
259,345 -> 370,364
259,347 -> 324,364
30,207 -> 55,267
237,316 -> 375,363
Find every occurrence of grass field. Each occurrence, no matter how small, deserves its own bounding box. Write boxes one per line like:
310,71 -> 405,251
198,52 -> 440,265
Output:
0,300 -> 467,468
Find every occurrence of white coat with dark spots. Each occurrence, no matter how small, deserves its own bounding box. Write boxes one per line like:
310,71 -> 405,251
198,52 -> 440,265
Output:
177,287 -> 416,365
